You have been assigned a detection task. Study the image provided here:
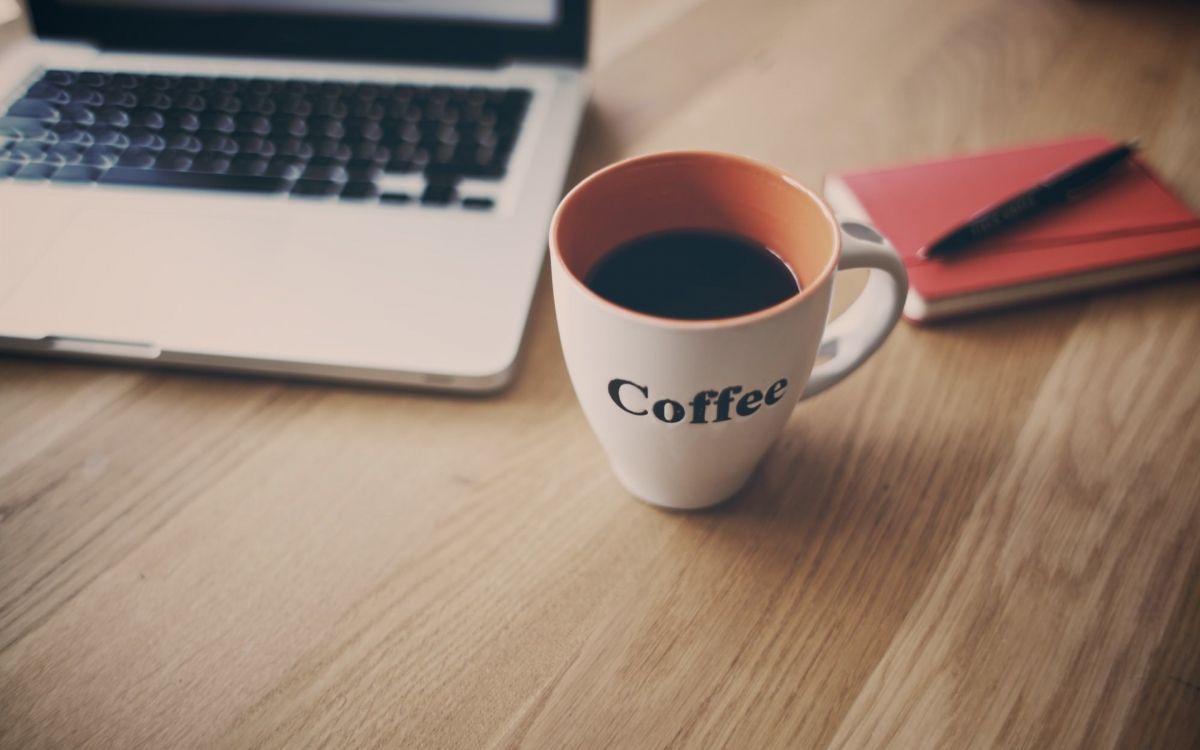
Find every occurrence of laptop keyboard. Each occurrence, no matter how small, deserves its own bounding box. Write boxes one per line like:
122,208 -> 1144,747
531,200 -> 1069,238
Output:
0,69 -> 532,208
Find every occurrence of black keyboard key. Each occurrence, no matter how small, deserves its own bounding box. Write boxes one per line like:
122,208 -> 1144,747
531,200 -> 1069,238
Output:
248,79 -> 278,95
383,159 -> 418,174
474,110 -> 499,131
350,99 -> 384,120
45,70 -> 76,86
11,140 -> 49,161
350,142 -> 388,163
66,87 -> 105,107
96,107 -> 132,128
52,164 -> 104,182
388,83 -> 424,101
290,179 -> 340,197
264,157 -> 304,179
26,81 -> 70,104
111,73 -> 140,89
461,196 -> 494,211
191,153 -> 232,173
431,141 -> 458,165
243,95 -> 277,116
81,145 -> 121,167
386,100 -> 415,121
234,134 -> 268,155
502,88 -> 532,109
314,99 -> 348,119
0,116 -> 51,139
435,123 -> 460,145
340,181 -> 379,200
199,112 -> 235,133
283,80 -> 312,96
117,148 -> 157,168
210,94 -> 242,114
424,161 -> 505,180
140,91 -> 173,110
434,106 -> 461,126
106,90 -> 139,109
271,115 -> 308,138
47,142 -> 85,163
353,83 -> 383,100
382,123 -> 419,148
380,192 -> 413,205
421,181 -> 456,205
235,113 -> 271,135
129,109 -> 164,129
100,167 -> 287,192
301,163 -> 348,182
154,150 -> 195,171
308,116 -> 345,139
253,139 -> 277,159
385,144 -> 428,172
0,160 -> 20,177
314,140 -> 352,161
13,162 -> 58,180
199,131 -> 238,155
8,98 -> 60,121
164,131 -> 203,153
175,93 -> 207,112
228,154 -> 269,176
475,128 -> 500,149
344,119 -> 384,144
385,139 -> 415,159
40,149 -> 70,166
127,131 -> 166,150
91,128 -> 130,147
346,161 -> 382,182
278,95 -> 313,117
78,72 -> 109,88
59,103 -> 95,125
163,111 -> 202,132
50,122 -> 93,145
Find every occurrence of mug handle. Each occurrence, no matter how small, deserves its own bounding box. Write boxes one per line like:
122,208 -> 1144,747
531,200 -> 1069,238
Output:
800,221 -> 908,400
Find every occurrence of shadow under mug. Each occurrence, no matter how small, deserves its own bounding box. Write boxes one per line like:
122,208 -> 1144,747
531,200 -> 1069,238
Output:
550,151 -> 907,510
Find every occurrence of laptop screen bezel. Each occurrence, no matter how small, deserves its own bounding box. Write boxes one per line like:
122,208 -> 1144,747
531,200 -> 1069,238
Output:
26,0 -> 588,66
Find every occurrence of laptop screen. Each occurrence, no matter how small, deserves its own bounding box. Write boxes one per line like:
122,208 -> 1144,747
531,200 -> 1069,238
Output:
29,0 -> 587,64
60,1 -> 560,28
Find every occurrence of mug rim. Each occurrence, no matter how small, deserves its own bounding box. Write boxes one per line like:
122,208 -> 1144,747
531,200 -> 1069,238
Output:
549,150 -> 842,330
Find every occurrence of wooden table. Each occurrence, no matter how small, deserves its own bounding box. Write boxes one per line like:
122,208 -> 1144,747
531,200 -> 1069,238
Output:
3,1 -> 1199,747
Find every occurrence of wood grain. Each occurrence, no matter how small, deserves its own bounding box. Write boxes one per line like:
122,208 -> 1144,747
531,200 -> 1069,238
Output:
2,0 -> 1199,748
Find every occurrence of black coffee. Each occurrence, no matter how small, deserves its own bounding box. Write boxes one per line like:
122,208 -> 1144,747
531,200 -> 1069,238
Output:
584,229 -> 801,320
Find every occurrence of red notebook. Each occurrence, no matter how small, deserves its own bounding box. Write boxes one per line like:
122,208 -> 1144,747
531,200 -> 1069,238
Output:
823,135 -> 1200,322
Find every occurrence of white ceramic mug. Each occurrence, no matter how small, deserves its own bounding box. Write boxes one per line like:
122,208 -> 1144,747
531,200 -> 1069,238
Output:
550,152 -> 907,509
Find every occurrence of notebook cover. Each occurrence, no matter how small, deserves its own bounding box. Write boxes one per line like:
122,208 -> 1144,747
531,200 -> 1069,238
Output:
910,225 -> 1200,298
834,135 -> 1200,300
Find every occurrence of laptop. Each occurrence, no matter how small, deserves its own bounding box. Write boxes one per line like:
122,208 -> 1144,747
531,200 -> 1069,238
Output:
0,0 -> 589,392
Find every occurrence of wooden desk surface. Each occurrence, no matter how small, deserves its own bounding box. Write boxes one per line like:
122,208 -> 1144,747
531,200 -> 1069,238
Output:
3,1 -> 1199,747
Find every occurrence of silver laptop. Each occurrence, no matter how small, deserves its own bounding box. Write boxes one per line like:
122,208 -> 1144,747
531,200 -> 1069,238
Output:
0,0 -> 589,392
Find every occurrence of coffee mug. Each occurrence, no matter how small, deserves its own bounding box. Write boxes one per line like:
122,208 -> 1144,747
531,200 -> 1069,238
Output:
550,151 -> 907,509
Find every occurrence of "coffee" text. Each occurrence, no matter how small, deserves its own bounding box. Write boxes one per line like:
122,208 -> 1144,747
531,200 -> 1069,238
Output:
608,378 -> 788,424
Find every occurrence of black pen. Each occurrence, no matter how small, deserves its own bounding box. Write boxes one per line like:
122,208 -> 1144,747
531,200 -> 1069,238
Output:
918,141 -> 1139,260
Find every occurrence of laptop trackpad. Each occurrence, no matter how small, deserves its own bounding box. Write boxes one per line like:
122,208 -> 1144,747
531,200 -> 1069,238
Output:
0,206 -> 419,363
